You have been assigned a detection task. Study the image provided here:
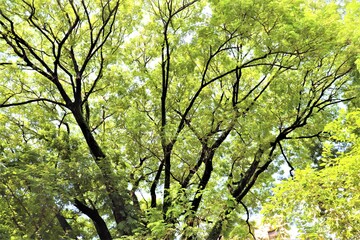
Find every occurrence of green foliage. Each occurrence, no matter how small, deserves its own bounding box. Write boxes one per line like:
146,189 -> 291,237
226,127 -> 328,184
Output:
0,0 -> 359,239
263,110 -> 360,239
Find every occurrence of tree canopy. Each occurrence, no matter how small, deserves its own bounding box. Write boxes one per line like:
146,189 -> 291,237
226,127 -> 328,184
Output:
262,109 -> 360,239
0,0 -> 359,239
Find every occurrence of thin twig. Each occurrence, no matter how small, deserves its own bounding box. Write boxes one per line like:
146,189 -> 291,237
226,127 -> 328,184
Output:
239,201 -> 256,240
278,141 -> 294,178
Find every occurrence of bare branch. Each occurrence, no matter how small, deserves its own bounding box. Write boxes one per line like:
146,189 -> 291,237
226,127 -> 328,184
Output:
239,201 -> 256,240
278,141 -> 294,178
0,98 -> 66,108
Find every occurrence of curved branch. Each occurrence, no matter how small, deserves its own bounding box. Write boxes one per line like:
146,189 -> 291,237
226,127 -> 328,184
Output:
0,98 -> 67,108
74,198 -> 112,240
278,141 -> 294,178
239,201 -> 256,240
150,160 -> 164,208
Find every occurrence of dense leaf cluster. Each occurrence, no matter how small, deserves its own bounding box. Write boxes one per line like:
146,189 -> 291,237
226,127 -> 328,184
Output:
0,0 -> 359,239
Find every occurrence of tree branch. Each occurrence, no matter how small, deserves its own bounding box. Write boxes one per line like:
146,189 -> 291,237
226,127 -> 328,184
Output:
0,98 -> 66,108
278,141 -> 294,178
74,198 -> 112,240
239,201 -> 256,240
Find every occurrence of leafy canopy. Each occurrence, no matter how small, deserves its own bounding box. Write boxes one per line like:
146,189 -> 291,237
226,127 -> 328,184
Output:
262,109 -> 360,239
0,0 -> 359,239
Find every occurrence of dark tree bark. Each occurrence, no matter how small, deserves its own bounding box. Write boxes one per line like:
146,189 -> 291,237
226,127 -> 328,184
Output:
71,105 -> 129,228
56,212 -> 77,239
74,198 -> 112,240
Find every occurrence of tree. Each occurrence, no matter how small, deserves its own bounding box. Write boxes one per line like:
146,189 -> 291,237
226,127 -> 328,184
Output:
0,0 -> 358,239
262,109 -> 360,239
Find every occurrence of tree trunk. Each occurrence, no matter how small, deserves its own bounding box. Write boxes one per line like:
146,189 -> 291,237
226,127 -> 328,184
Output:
71,106 -> 128,230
